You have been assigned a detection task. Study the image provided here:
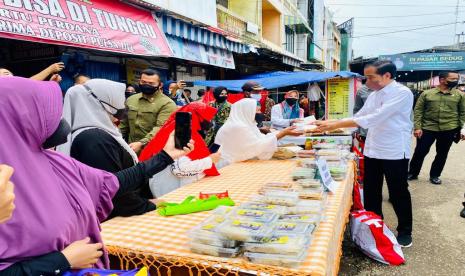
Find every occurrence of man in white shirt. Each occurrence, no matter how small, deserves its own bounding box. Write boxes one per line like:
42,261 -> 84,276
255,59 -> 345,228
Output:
313,61 -> 414,248
271,90 -> 305,129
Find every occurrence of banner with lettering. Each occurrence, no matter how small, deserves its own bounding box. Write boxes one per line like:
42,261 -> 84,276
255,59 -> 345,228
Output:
0,0 -> 172,56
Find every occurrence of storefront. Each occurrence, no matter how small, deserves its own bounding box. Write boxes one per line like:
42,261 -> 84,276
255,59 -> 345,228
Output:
0,0 -> 172,91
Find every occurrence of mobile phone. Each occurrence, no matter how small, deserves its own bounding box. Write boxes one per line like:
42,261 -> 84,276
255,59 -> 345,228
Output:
175,112 -> 192,150
184,81 -> 194,87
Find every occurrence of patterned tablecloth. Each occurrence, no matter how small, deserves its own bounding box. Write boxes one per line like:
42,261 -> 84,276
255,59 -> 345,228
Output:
101,160 -> 354,276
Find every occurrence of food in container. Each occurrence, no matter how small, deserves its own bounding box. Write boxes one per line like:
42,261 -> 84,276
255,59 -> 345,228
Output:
189,242 -> 241,257
285,200 -> 323,215
296,158 -> 317,169
313,143 -> 337,150
296,150 -> 316,158
263,191 -> 300,206
296,178 -> 321,188
217,219 -> 274,242
189,230 -> 240,248
279,214 -> 321,225
273,221 -> 315,235
316,149 -> 340,156
229,208 -> 278,223
292,168 -> 316,181
298,186 -> 325,200
240,202 -> 287,215
243,234 -> 309,255
244,251 -> 308,268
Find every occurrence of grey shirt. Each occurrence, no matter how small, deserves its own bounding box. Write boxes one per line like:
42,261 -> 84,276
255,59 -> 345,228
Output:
353,85 -> 374,137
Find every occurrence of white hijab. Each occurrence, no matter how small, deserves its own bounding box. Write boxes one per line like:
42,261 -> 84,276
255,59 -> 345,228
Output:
57,79 -> 138,163
215,98 -> 277,163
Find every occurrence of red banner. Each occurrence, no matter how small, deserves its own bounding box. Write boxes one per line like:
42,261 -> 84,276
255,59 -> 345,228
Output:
0,0 -> 172,56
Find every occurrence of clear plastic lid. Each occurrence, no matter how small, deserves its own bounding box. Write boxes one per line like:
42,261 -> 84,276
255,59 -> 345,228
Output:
273,221 -> 315,235
189,230 -> 240,248
313,143 -> 337,149
212,206 -> 236,215
244,251 -> 308,268
217,219 -> 274,242
296,179 -> 321,188
263,191 -> 300,207
292,168 -> 316,180
193,214 -> 228,233
229,208 -> 279,223
240,202 -> 287,215
189,242 -> 241,258
296,158 -> 317,169
285,200 -> 324,215
297,186 -> 325,200
279,213 -> 321,225
243,234 -> 309,255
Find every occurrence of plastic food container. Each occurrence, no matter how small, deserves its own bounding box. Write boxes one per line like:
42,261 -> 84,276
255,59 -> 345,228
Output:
263,191 -> 300,207
217,219 -> 274,242
292,168 -> 316,181
240,202 -> 287,215
189,242 -> 241,258
244,251 -> 308,268
279,214 -> 321,225
213,206 -> 236,215
316,149 -> 340,156
263,182 -> 293,189
285,200 -> 324,215
229,208 -> 279,223
313,143 -> 337,150
296,150 -> 316,158
189,230 -> 240,248
273,221 -> 315,235
296,158 -> 317,169
298,186 -> 325,200
243,234 -> 309,255
296,179 -> 321,188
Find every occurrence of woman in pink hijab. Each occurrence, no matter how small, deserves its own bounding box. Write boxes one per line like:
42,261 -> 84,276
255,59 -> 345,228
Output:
0,77 -> 192,274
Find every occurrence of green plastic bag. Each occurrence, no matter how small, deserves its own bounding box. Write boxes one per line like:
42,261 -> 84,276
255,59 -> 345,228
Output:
157,196 -> 235,216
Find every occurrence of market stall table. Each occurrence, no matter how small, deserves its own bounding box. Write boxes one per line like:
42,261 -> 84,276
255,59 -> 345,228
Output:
279,135 -> 353,146
101,160 -> 354,276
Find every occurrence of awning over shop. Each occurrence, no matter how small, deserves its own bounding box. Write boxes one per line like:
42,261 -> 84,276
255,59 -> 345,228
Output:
166,36 -> 235,69
162,15 -> 251,54
194,71 -> 361,91
0,0 -> 172,56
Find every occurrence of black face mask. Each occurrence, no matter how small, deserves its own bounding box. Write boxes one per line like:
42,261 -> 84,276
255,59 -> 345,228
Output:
285,98 -> 298,106
139,84 -> 158,95
215,96 -> 228,103
200,120 -> 213,132
446,81 -> 459,89
255,113 -> 265,128
43,118 -> 71,149
113,108 -> 127,120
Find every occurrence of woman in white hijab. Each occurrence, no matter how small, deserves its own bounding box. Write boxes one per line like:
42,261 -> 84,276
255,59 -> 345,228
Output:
215,98 -> 301,168
57,79 -> 161,218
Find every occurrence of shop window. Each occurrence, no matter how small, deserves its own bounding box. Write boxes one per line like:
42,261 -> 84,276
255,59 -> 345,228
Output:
217,0 -> 228,8
285,26 -> 295,53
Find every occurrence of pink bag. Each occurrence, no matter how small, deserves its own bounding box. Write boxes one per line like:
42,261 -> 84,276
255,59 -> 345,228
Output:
350,210 -> 405,266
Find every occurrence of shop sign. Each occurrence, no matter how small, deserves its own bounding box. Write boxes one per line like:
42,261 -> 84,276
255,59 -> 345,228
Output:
379,52 -> 465,71
0,0 -> 172,56
326,78 -> 351,119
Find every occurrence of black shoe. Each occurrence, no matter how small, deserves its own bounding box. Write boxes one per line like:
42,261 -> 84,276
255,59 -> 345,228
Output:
460,207 -> 465,218
407,174 -> 418,181
397,234 -> 412,248
430,177 -> 442,185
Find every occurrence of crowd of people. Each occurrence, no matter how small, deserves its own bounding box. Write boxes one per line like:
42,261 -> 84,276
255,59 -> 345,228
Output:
1,60 -> 465,274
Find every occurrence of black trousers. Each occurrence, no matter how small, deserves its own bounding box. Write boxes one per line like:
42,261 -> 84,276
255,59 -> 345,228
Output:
409,129 -> 456,178
364,156 -> 413,236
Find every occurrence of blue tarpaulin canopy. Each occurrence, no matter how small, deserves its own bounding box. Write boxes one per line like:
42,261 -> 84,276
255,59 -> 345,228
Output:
194,71 -> 361,91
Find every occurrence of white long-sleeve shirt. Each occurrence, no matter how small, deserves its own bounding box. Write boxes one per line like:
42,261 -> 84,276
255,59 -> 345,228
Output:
149,156 -> 213,197
353,81 -> 413,160
271,104 -> 304,129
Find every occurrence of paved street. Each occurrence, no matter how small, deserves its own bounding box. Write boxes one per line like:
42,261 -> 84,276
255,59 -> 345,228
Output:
339,141 -> 465,275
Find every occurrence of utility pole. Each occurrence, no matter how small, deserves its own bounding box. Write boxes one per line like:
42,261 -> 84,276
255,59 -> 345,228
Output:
455,0 -> 460,44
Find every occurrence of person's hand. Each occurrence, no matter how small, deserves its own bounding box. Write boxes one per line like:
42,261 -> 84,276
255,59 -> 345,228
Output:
177,80 -> 186,89
312,120 -> 337,133
61,237 -> 103,269
129,142 -> 144,153
48,62 -> 65,74
291,119 -> 303,124
163,132 -> 194,160
276,126 -> 303,139
414,129 -> 423,138
0,165 -> 15,224
210,152 -> 221,164
150,198 -> 166,207
461,134 -> 465,141
50,74 -> 62,83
